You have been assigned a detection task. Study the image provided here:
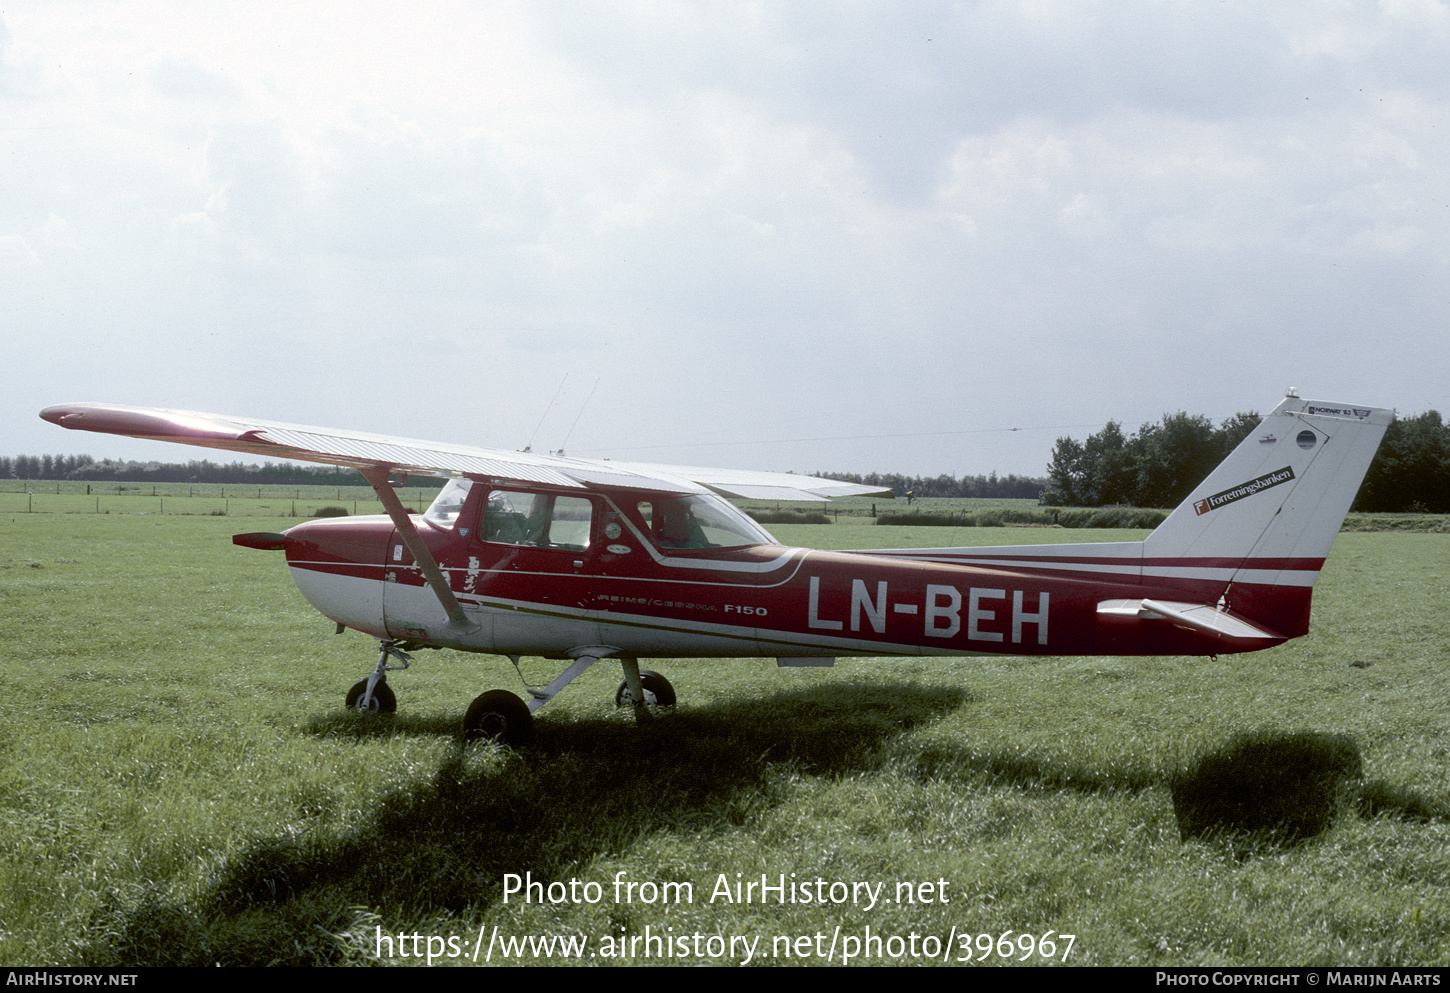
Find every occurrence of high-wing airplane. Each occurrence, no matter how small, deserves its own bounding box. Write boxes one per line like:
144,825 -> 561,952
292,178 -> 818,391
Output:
41,393 -> 1389,744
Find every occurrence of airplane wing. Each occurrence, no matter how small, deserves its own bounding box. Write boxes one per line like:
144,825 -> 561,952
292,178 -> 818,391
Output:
38,402 -> 893,501
590,459 -> 890,502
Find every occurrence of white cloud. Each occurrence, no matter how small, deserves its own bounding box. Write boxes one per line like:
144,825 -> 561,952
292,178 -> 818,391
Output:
3,2 -> 1448,475
0,234 -> 38,265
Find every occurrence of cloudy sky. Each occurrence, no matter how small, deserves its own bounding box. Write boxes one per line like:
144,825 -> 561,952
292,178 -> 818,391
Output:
4,1 -> 1447,479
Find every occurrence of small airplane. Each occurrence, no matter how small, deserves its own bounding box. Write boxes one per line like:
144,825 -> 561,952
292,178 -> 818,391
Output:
41,392 -> 1389,744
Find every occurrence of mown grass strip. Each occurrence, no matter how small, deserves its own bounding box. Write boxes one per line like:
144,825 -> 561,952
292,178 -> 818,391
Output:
2,516 -> 1447,966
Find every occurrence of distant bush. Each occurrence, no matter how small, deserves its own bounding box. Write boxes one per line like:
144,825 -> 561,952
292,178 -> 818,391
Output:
313,506 -> 350,518
747,510 -> 831,525
1339,514 -> 1450,533
1051,507 -> 1168,529
875,507 -> 1166,529
875,512 -> 973,526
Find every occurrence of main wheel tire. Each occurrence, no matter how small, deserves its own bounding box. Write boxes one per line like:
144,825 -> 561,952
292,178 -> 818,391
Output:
464,690 -> 534,745
614,670 -> 676,708
345,678 -> 397,714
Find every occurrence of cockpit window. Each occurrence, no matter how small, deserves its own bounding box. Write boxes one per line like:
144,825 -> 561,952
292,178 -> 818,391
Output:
483,490 -> 593,552
634,494 -> 776,550
424,478 -> 473,527
426,482 -> 766,553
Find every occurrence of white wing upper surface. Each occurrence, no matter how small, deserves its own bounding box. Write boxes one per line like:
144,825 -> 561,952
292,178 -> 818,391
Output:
40,402 -> 893,501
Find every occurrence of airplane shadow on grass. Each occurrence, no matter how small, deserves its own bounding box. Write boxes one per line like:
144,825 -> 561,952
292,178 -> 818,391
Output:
83,680 -> 969,966
82,680 -> 1449,966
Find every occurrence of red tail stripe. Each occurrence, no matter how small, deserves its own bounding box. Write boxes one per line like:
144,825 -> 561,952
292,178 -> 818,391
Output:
884,553 -> 1326,571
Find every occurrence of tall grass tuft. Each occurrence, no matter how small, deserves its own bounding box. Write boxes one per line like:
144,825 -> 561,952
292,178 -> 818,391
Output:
1357,779 -> 1450,823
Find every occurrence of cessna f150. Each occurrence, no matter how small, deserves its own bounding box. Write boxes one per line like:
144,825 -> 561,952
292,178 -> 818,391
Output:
41,393 -> 1389,744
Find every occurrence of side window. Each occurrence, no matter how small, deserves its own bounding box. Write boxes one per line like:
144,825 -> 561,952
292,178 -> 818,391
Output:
483,491 -> 593,551
549,497 -> 593,551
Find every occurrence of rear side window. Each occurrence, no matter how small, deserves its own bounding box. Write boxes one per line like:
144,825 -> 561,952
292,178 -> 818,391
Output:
633,494 -> 774,550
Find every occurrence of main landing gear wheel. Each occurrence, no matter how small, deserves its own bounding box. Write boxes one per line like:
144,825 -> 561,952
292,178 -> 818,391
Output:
345,678 -> 397,714
615,670 -> 676,708
464,690 -> 534,745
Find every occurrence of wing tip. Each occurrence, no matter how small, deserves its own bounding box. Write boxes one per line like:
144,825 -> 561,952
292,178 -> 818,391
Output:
39,402 -> 255,444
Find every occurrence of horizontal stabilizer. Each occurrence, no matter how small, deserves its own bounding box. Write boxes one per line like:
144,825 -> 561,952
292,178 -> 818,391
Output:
1096,598 -> 1283,641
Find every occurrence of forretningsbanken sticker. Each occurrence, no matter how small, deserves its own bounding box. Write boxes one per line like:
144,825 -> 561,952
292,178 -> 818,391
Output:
1193,466 -> 1295,516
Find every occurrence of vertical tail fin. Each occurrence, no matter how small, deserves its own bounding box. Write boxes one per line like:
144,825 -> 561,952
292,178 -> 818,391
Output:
848,393 -> 1388,650
1142,395 -> 1390,636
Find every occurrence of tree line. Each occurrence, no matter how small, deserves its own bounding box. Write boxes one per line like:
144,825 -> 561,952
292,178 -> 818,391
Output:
814,470 -> 1047,501
0,455 -> 370,487
1044,409 -> 1449,513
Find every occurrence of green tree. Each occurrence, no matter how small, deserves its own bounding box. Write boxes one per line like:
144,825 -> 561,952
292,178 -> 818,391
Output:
1086,420 -> 1135,505
1129,412 -> 1220,508
1357,410 -> 1449,512
1044,434 -> 1088,505
1218,411 -> 1262,456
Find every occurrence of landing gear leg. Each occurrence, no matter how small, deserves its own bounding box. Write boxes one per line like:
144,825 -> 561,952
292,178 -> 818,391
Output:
462,650 -> 608,745
619,657 -> 652,726
345,641 -> 411,714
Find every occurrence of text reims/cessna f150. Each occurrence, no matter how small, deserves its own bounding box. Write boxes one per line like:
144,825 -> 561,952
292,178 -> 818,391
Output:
42,394 -> 1389,744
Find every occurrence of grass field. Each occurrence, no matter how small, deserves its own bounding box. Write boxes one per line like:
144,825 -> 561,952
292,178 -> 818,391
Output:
1,513 -> 1447,966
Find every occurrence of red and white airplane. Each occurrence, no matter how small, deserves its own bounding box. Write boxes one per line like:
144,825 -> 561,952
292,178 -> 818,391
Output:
41,393 -> 1388,743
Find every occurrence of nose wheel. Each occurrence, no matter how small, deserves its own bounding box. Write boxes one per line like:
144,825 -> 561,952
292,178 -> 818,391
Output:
344,641 -> 411,715
345,678 -> 397,713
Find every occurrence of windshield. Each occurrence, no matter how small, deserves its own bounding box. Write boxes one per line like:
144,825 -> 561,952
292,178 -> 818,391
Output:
424,478 -> 473,527
633,494 -> 777,550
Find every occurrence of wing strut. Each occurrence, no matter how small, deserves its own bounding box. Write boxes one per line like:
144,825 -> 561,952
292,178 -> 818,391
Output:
359,467 -> 479,634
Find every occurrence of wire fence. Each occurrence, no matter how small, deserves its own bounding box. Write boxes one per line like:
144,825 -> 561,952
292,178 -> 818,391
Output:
0,481 -> 440,518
